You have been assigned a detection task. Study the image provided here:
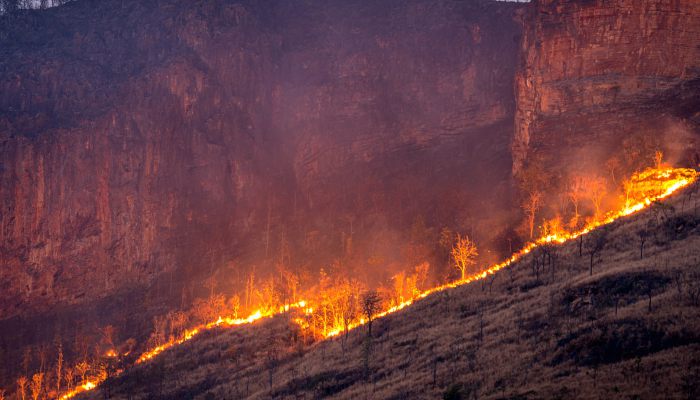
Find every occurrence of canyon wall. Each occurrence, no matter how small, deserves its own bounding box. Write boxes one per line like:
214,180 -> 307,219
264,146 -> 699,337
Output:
0,0 -> 522,322
515,0 -> 700,187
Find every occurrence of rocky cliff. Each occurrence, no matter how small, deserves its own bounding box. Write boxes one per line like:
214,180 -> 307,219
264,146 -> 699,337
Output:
514,0 -> 700,184
0,0 -> 522,322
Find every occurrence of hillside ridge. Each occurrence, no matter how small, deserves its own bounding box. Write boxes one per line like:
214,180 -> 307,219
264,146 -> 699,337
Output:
87,179 -> 700,399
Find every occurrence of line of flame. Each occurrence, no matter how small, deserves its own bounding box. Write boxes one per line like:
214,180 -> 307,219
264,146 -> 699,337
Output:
324,168 -> 697,337
59,301 -> 307,399
58,167 -> 697,398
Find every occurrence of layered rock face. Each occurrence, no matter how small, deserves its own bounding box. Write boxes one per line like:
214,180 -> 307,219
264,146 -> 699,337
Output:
514,0 -> 700,183
0,0 -> 522,320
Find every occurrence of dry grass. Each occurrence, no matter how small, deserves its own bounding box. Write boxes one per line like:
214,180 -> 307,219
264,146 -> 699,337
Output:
88,184 -> 700,399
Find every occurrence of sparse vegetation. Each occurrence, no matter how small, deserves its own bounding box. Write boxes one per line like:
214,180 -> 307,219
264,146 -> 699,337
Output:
84,183 -> 700,400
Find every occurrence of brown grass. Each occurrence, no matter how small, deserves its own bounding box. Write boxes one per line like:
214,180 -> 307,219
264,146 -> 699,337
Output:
88,183 -> 700,399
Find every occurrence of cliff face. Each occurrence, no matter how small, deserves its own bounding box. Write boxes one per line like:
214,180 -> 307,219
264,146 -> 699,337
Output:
514,0 -> 700,181
0,0 -> 522,320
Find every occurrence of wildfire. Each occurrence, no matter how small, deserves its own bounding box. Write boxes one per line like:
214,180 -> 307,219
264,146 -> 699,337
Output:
58,301 -> 306,399
54,165 -> 697,399
59,381 -> 97,400
319,166 -> 698,338
136,301 -> 307,364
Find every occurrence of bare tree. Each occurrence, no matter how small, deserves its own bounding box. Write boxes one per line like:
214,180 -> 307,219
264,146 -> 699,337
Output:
75,361 -> 89,385
56,344 -> 63,394
100,325 -> 116,351
277,265 -> 299,305
265,347 -> 278,392
531,252 -> 542,282
568,176 -> 586,229
518,155 -> 549,238
342,290 -> 358,352
361,290 -> 382,337
605,156 -> 621,185
64,366 -> 74,392
16,376 -> 28,400
638,228 -> 650,259
585,176 -> 607,220
522,191 -> 542,239
451,234 -> 478,281
538,242 -> 558,281
587,229 -> 608,276
244,270 -> 255,311
30,373 -> 43,400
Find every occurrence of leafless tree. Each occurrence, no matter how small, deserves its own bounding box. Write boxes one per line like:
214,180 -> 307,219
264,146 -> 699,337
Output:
531,250 -> 542,282
75,360 -> 89,385
56,344 -> 63,394
16,376 -> 28,400
362,290 -> 381,338
568,176 -> 586,230
638,228 -> 650,259
64,366 -> 74,391
522,191 -> 542,239
451,234 -> 478,281
265,347 -> 278,393
585,176 -> 606,220
30,373 -> 43,400
587,228 -> 608,276
342,291 -> 358,353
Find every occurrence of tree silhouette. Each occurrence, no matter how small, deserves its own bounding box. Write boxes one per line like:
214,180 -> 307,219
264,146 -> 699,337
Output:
361,290 -> 381,337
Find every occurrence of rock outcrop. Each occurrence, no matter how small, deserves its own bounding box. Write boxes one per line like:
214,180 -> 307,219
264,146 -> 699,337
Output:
0,0 -> 522,320
514,0 -> 700,183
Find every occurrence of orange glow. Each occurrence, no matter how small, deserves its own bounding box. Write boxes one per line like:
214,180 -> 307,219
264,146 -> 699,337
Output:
55,165 -> 697,399
59,380 -> 97,400
136,301 -> 307,364
314,166 -> 698,339
58,301 -> 306,399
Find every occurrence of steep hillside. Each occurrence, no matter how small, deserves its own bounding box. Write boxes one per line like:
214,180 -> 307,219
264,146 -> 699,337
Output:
89,182 -> 700,399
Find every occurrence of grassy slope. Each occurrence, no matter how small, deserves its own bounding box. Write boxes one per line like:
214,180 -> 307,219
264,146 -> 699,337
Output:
92,184 -> 700,400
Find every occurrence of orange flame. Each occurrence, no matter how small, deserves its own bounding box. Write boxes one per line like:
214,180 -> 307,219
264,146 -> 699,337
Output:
56,165 -> 697,399
319,166 -> 698,338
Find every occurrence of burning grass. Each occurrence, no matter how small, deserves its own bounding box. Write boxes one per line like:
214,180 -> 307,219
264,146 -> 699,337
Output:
51,164 -> 698,399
